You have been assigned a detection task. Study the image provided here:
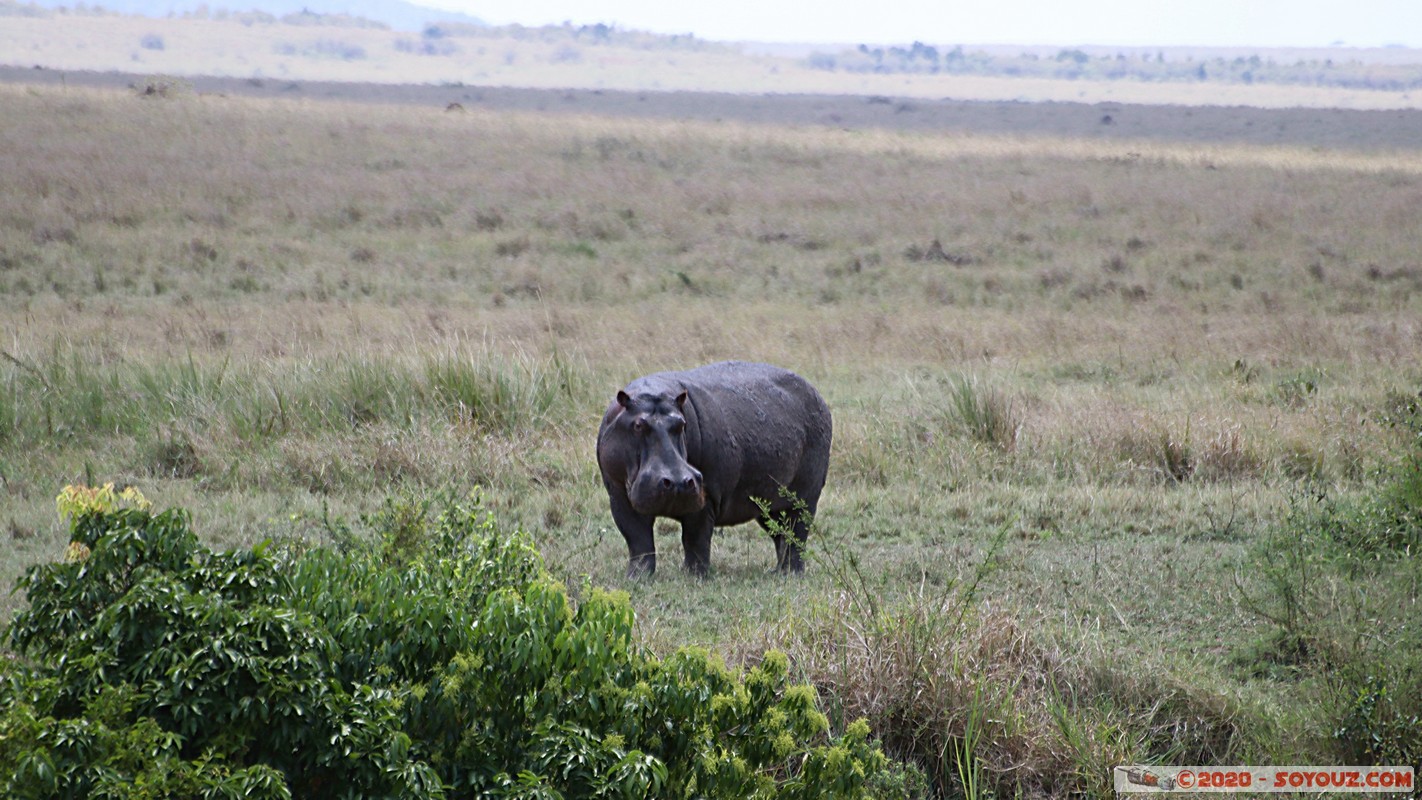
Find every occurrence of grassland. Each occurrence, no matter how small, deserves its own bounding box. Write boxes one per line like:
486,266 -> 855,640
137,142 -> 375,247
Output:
2,80 -> 1420,793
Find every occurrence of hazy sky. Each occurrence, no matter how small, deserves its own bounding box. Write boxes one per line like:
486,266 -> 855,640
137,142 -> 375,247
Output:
432,1 -> 1420,48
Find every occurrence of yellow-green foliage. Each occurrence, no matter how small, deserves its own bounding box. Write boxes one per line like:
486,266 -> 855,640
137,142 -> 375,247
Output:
55,481 -> 151,517
1,489 -> 889,798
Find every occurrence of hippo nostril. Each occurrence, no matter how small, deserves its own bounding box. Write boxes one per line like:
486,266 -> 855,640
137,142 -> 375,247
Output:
659,477 -> 673,490
683,477 -> 697,491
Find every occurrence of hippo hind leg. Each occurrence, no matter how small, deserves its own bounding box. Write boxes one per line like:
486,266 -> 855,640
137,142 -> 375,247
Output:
759,494 -> 818,573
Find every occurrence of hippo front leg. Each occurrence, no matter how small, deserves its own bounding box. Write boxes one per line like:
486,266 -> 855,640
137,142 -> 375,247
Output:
608,491 -> 657,578
680,511 -> 714,577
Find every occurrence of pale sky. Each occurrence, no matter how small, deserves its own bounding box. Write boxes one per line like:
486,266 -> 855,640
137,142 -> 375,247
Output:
431,1 -> 1420,48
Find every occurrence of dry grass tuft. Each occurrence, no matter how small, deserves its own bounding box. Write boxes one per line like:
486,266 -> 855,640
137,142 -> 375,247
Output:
745,587 -> 1259,799
945,375 -> 1022,453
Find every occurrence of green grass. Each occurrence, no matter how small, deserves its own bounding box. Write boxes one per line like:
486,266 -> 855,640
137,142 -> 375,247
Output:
2,81 -> 1421,795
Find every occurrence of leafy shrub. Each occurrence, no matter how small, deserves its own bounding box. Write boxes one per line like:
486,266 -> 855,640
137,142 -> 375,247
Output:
1236,439 -> 1422,769
1375,392 -> 1422,551
2,486 -> 889,798
1331,669 -> 1422,769
5,486 -> 438,797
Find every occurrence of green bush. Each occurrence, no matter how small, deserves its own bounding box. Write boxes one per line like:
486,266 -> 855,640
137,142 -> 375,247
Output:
1235,435 -> 1422,770
2,486 -> 888,798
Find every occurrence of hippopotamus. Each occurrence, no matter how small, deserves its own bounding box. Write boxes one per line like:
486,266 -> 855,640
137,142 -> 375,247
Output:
596,361 -> 832,578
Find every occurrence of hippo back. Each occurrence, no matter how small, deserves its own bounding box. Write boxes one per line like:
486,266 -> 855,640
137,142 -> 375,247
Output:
675,361 -> 831,527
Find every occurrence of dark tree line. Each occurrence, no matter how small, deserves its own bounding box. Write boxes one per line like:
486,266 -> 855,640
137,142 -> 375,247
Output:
808,43 -> 1422,91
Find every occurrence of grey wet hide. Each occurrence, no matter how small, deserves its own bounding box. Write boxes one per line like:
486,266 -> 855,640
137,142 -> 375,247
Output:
596,361 -> 833,578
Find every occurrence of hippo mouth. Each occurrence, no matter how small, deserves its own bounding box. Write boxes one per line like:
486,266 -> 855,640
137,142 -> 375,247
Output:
629,479 -> 707,518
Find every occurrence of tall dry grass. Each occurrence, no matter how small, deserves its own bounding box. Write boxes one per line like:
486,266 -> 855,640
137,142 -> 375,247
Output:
4,79 -> 1417,546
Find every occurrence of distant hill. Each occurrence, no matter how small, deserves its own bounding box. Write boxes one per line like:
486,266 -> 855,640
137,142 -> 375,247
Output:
4,0 -> 1420,110
18,0 -> 485,30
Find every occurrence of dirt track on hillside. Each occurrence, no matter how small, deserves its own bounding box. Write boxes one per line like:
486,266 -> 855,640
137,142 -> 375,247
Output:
4,64 -> 1419,152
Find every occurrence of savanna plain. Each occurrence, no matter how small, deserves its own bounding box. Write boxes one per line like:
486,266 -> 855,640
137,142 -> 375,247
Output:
1,76 -> 1420,796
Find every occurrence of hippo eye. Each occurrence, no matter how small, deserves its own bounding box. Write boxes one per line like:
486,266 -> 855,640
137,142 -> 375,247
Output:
669,420 -> 686,435
632,418 -> 647,434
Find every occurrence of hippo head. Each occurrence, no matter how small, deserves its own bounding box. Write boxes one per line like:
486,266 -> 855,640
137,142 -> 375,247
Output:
611,387 -> 706,518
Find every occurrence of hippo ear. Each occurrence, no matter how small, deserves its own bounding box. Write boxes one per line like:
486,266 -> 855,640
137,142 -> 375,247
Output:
617,390 -> 632,409
675,390 -> 688,409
